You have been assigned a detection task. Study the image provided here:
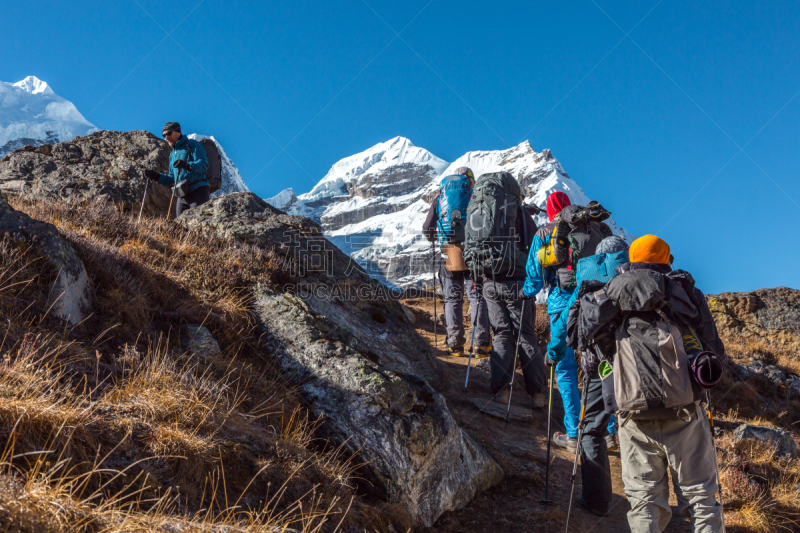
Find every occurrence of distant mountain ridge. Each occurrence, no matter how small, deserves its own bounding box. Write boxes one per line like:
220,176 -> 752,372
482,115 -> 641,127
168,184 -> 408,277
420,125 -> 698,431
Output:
267,137 -> 632,289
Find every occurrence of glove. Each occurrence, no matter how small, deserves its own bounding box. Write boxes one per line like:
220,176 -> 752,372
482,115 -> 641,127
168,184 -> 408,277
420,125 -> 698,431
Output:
173,159 -> 192,172
545,355 -> 557,367
144,169 -> 160,182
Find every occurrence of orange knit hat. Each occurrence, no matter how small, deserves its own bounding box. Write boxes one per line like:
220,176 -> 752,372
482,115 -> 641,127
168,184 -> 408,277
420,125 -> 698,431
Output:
629,235 -> 671,265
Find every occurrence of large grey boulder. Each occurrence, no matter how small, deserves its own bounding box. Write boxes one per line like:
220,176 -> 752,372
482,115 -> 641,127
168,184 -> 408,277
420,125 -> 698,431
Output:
0,130 -> 173,215
0,193 -> 90,324
732,423 -> 798,458
177,192 -> 503,527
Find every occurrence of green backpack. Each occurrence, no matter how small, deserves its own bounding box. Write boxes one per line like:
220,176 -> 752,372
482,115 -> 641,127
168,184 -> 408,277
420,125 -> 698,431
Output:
463,172 -> 529,278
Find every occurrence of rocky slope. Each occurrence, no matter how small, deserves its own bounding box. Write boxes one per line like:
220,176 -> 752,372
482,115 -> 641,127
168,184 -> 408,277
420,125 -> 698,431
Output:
708,287 -> 800,352
177,192 -> 503,527
0,129 -> 249,216
267,137 -> 631,290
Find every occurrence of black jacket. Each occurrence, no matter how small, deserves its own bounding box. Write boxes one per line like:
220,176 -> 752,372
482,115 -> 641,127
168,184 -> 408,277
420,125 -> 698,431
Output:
422,193 -> 440,242
568,262 -> 725,358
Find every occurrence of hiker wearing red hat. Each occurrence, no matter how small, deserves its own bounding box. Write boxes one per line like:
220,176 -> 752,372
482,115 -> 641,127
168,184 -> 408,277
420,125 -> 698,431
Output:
523,191 -> 617,463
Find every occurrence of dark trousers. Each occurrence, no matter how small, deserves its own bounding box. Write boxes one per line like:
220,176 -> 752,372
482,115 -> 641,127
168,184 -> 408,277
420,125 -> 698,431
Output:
438,263 -> 490,348
581,372 -> 613,512
176,185 -> 211,217
483,279 -> 545,396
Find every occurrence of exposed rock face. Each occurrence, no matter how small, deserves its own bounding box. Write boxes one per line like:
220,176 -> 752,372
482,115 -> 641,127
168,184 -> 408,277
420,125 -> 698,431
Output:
0,130 -> 174,215
0,193 -> 89,324
180,324 -> 222,361
736,357 -> 800,397
708,288 -> 800,352
177,192 -> 503,527
732,423 -> 798,458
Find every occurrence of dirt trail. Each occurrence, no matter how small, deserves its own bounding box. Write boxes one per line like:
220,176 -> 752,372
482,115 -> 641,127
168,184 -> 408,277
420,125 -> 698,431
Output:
405,297 -> 692,533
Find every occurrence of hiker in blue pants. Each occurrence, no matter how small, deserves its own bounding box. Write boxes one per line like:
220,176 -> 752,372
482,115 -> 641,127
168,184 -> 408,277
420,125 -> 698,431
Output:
523,192 -> 617,453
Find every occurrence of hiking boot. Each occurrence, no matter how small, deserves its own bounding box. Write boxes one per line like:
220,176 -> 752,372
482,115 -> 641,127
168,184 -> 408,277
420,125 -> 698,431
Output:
493,388 -> 510,404
552,432 -> 578,453
474,345 -> 492,359
531,393 -> 546,409
578,497 -> 609,517
447,345 -> 465,357
605,433 -> 619,451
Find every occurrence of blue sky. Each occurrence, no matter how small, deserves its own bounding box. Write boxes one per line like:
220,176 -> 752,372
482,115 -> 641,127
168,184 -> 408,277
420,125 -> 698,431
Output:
4,0 -> 800,293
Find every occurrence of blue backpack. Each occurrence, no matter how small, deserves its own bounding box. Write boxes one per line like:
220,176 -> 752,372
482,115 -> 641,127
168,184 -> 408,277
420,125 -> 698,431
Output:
576,250 -> 629,286
437,174 -> 473,244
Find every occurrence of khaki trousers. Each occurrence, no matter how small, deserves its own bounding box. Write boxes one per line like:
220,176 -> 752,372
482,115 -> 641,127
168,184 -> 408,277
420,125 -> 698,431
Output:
619,406 -> 723,533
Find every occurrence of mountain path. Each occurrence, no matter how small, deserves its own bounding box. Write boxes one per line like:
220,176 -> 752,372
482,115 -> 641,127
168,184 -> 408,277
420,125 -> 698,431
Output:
404,297 -> 692,533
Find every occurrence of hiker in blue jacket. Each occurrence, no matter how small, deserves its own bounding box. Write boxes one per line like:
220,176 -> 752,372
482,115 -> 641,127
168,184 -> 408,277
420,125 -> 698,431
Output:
144,121 -> 210,216
523,192 -> 618,453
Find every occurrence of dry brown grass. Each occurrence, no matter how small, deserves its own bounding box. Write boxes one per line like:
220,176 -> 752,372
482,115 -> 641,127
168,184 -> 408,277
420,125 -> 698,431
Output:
0,196 -> 380,531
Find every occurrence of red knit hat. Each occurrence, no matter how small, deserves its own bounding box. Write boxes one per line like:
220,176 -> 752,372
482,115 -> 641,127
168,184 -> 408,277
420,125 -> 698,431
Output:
546,191 -> 571,221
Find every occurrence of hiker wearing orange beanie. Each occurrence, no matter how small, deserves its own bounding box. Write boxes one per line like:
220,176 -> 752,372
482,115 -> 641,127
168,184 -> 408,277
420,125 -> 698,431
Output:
573,233 -> 727,533
629,235 -> 671,265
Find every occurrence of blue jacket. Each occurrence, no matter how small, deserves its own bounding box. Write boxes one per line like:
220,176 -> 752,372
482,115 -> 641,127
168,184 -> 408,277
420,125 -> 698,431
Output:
523,223 -> 575,314
158,135 -> 209,193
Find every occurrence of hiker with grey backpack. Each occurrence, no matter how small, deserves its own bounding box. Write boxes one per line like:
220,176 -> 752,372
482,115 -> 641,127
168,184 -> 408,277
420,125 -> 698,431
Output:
463,171 -> 546,409
572,234 -> 726,533
423,167 -> 491,358
145,122 -> 217,216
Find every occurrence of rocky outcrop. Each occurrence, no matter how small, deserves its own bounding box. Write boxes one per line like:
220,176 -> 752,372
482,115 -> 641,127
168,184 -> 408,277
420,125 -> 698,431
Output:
181,324 -> 222,361
0,193 -> 89,324
177,192 -> 503,528
0,130 -> 173,215
708,288 -> 800,352
732,423 -> 798,458
736,357 -> 800,397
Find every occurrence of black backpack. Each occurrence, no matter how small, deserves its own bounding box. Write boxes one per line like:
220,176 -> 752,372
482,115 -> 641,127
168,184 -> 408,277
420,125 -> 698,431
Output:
550,201 -> 613,289
197,138 -> 222,193
463,172 -> 528,278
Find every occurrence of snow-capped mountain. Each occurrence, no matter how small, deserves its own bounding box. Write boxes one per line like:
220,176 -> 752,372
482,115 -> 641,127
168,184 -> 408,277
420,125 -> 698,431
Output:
187,134 -> 249,197
0,76 -> 98,157
268,137 -> 632,290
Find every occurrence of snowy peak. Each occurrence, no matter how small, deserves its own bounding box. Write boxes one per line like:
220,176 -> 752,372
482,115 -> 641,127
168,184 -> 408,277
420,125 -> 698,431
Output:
266,188 -> 297,211
284,137 -> 631,289
13,76 -> 53,95
300,136 -> 448,201
1,76 -> 97,157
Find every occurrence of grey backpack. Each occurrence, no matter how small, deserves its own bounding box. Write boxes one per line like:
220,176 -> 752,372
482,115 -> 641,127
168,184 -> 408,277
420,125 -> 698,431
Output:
604,269 -> 697,413
463,172 -> 528,278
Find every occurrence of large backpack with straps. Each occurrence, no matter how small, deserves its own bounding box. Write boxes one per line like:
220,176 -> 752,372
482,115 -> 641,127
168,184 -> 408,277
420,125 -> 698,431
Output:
436,174 -> 473,244
604,269 -> 702,413
196,138 -> 223,193
464,171 -> 528,278
537,201 -> 613,289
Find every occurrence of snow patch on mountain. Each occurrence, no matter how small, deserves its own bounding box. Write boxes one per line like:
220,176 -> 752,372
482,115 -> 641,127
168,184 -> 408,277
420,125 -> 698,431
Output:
186,134 -> 249,197
266,188 -> 298,210
1,76 -> 98,157
300,136 -> 448,201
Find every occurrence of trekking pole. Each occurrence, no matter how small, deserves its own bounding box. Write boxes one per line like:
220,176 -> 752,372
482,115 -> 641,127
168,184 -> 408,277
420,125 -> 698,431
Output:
505,299 -> 527,429
541,364 -> 555,505
463,264 -> 481,393
137,177 -> 149,225
431,240 -> 438,347
706,390 -> 726,532
565,374 -> 590,533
